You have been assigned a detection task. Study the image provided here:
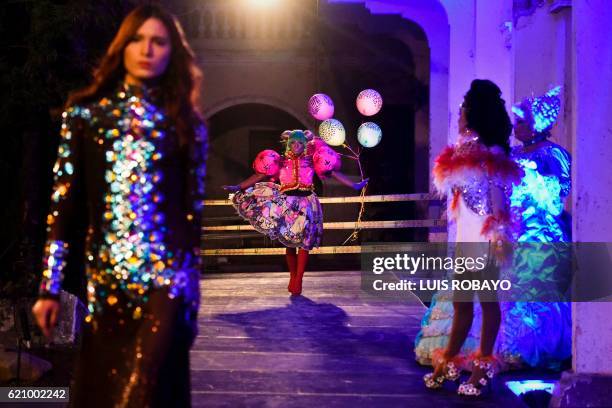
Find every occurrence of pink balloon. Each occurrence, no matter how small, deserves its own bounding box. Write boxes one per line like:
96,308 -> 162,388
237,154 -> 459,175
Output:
308,93 -> 335,121
356,89 -> 383,116
313,145 -> 341,177
252,150 -> 281,176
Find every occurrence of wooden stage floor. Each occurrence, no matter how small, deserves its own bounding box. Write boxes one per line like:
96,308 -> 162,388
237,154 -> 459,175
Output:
191,271 -> 525,407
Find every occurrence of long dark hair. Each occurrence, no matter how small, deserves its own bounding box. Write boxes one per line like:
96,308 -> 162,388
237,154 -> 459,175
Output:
67,5 -> 203,145
463,79 -> 512,154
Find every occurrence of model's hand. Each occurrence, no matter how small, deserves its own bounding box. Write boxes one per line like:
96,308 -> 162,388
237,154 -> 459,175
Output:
32,298 -> 61,338
353,178 -> 369,190
222,185 -> 241,192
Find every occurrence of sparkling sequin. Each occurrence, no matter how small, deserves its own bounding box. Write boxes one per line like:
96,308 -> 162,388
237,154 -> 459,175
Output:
455,177 -> 492,216
40,240 -> 68,295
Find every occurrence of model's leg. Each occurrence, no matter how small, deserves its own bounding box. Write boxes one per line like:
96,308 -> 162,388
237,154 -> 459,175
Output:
479,301 -> 501,357
153,302 -> 192,407
292,249 -> 309,295
70,306 -> 137,408
478,264 -> 501,357
423,299 -> 474,389
460,301 -> 501,390
119,289 -> 181,407
458,262 -> 502,396
286,247 -> 297,293
429,301 -> 474,377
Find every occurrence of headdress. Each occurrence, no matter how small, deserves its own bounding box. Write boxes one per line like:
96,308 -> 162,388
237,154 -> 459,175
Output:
512,86 -> 562,134
281,130 -> 314,154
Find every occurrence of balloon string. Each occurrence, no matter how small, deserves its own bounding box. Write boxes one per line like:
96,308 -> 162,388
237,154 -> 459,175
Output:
339,142 -> 367,245
341,143 -> 364,179
341,184 -> 367,245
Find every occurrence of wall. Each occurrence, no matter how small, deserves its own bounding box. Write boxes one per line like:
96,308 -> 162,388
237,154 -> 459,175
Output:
513,1 -> 572,151
571,0 -> 612,375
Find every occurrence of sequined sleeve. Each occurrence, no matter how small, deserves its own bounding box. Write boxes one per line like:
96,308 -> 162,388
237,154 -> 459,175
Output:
40,106 -> 87,297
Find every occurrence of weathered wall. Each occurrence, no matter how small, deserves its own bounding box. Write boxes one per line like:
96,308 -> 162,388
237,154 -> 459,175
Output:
571,0 -> 612,376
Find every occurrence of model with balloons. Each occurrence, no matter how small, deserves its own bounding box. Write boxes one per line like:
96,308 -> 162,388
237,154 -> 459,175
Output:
222,90 -> 382,295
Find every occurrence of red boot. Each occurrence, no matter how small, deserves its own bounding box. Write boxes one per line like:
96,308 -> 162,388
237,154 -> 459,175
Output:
292,249 -> 309,295
286,247 -> 297,293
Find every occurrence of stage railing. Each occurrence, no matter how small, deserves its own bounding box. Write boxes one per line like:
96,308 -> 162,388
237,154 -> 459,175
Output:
201,193 -> 446,256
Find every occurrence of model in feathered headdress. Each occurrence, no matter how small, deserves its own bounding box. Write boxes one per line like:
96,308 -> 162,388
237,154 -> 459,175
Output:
493,86 -> 572,371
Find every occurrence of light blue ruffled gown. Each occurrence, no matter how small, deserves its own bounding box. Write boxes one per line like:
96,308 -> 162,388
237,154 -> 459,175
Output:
414,142 -> 572,371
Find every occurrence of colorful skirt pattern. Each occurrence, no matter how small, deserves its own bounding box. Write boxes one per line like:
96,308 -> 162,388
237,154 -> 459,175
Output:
231,182 -> 323,250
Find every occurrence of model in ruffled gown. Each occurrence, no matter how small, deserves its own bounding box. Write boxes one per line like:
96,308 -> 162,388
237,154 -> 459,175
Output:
501,86 -> 572,370
223,130 -> 367,295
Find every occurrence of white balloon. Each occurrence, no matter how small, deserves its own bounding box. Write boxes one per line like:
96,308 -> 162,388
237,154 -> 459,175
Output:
357,122 -> 382,148
318,119 -> 346,146
356,89 -> 383,116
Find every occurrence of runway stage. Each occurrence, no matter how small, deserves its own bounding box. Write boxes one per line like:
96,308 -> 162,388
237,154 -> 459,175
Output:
191,271 -> 524,407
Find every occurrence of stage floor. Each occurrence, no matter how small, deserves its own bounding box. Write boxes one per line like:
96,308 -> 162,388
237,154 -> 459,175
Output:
192,271 -> 524,407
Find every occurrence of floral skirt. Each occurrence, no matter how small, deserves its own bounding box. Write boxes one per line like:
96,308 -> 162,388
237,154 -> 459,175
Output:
231,182 -> 323,250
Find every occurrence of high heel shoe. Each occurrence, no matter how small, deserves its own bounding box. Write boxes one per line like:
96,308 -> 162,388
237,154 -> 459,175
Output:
423,350 -> 462,389
457,355 -> 497,396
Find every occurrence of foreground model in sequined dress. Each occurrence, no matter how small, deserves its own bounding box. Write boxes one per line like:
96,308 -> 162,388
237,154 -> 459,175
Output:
32,6 -> 206,407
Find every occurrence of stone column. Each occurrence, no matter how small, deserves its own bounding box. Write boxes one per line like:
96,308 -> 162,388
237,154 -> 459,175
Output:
551,0 -> 612,405
474,0 -> 514,109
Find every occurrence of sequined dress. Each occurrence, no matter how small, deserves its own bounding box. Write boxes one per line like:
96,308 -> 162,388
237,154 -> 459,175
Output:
39,82 -> 207,407
496,142 -> 572,370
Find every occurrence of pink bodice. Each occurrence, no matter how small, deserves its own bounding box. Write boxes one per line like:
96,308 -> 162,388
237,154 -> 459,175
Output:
278,155 -> 315,193
252,137 -> 341,193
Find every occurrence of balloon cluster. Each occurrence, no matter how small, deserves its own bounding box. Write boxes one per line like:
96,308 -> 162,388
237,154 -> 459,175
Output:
307,90 -> 383,245
307,89 -> 383,148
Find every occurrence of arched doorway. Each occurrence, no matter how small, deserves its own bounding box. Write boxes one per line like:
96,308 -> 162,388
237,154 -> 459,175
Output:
203,103 -> 307,272
205,103 -> 306,198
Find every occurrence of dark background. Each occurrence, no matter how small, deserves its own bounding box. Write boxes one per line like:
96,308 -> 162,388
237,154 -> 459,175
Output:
0,0 -> 429,297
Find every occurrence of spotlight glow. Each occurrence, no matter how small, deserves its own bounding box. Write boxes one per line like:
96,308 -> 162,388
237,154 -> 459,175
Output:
246,0 -> 282,8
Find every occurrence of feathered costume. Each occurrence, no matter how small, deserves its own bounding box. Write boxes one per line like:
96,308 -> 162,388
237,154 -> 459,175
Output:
415,135 -> 522,370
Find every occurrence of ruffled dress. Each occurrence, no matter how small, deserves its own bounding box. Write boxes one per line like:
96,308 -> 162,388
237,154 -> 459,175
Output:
231,138 -> 340,250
